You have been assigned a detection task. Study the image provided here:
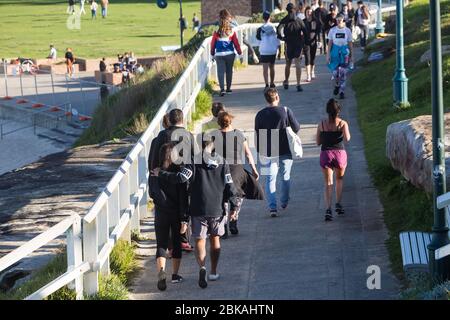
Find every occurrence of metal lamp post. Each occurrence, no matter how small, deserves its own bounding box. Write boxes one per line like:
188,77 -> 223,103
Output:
392,0 -> 408,107
428,0 -> 450,282
375,0 -> 385,34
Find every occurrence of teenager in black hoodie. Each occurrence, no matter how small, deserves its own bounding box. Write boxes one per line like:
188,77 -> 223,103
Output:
190,137 -> 240,288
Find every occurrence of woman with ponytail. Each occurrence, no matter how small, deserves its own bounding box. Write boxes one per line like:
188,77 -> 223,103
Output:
316,99 -> 351,221
211,9 -> 242,96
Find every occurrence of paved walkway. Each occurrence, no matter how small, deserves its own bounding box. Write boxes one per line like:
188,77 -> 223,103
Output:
129,52 -> 400,300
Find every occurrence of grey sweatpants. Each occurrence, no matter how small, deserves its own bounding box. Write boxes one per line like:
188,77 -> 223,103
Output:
215,54 -> 236,91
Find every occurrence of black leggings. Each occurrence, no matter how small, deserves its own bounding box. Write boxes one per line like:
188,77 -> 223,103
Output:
304,44 -> 317,66
155,208 -> 182,259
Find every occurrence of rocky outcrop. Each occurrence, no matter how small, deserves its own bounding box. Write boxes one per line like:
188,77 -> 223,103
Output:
386,114 -> 450,193
0,139 -> 136,289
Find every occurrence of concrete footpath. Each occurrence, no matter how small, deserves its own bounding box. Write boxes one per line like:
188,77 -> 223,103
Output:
129,52 -> 400,300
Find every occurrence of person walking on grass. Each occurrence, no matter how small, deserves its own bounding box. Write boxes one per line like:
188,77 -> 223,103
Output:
67,0 -> 75,15
277,3 -> 309,92
316,99 -> 351,221
91,0 -> 98,19
212,111 -> 260,237
149,142 -> 191,291
80,0 -> 86,15
326,14 -> 353,99
210,9 -> 242,96
101,0 -> 109,18
303,6 -> 319,82
190,137 -> 240,288
256,11 -> 280,89
255,88 -> 300,217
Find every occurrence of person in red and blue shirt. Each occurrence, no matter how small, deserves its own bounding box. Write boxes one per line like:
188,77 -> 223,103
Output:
210,9 -> 242,96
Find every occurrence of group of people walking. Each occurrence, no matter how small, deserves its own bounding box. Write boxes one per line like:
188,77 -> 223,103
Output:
210,1 -> 368,100
148,2 -> 355,292
66,0 -> 109,19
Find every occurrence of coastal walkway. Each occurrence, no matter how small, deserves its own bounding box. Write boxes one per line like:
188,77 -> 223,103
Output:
129,52 -> 400,300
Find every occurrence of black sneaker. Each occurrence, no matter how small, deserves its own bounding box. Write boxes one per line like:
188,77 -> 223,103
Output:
157,269 -> 167,291
221,225 -> 229,239
325,209 -> 333,221
171,274 -> 184,283
296,85 -> 303,92
199,267 -> 207,289
333,86 -> 340,95
339,92 -> 345,99
283,81 -> 289,90
265,84 -> 269,90
226,89 -> 232,94
229,220 -> 239,235
270,209 -> 278,217
270,83 -> 276,88
336,203 -> 345,215
220,90 -> 225,96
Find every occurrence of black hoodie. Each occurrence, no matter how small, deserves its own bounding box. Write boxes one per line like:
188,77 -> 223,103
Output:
277,12 -> 309,45
189,158 -> 239,218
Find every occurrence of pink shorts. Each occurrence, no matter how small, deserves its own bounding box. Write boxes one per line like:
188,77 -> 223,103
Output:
320,149 -> 347,169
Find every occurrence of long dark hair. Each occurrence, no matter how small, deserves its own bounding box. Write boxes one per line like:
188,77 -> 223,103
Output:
218,9 -> 233,36
326,98 -> 341,121
159,142 -> 177,170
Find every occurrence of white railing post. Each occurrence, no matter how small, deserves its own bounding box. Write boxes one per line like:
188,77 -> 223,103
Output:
129,160 -> 140,233
82,218 -> 99,297
98,205 -> 110,275
138,147 -> 150,219
66,214 -> 83,299
108,186 -> 121,235
119,173 -> 131,243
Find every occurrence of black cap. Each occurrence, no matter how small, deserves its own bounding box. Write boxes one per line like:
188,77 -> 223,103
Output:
329,3 -> 336,10
286,3 -> 294,11
263,10 -> 271,20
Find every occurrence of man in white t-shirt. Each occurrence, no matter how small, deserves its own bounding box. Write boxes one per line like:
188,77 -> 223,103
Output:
47,44 -> 57,61
257,11 -> 280,89
326,14 -> 353,99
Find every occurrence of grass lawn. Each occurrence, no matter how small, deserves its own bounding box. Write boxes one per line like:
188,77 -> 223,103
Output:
352,0 -> 450,281
0,0 -> 200,59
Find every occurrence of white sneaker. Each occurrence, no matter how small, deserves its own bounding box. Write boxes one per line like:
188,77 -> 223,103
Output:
306,76 -> 311,82
208,273 -> 220,281
312,71 -> 316,79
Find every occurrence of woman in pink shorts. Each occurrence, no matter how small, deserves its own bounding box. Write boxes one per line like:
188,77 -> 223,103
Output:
316,99 -> 351,221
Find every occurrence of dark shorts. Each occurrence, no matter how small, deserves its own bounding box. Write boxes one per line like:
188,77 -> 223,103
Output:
191,216 -> 226,239
320,149 -> 347,169
260,54 -> 276,64
285,43 -> 304,60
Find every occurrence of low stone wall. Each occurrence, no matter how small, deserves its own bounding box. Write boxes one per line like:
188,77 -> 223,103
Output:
386,114 -> 450,193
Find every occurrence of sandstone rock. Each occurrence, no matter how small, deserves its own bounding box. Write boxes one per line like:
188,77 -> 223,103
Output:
420,45 -> 450,63
386,114 -> 450,193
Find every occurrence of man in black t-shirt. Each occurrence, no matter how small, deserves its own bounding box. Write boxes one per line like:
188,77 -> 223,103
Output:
314,0 -> 329,54
254,88 -> 300,217
277,3 -> 309,92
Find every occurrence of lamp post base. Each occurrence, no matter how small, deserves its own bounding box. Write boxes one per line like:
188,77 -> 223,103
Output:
393,71 -> 409,105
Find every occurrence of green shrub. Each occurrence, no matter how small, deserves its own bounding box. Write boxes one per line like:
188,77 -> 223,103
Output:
88,274 -> 129,300
109,240 -> 138,285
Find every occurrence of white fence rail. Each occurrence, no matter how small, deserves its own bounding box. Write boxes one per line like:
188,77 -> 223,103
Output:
0,24 -> 256,300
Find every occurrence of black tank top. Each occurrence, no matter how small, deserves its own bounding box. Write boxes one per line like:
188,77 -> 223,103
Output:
320,120 -> 345,151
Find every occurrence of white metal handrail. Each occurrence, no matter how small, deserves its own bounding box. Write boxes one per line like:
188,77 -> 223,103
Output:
0,24 -> 256,300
